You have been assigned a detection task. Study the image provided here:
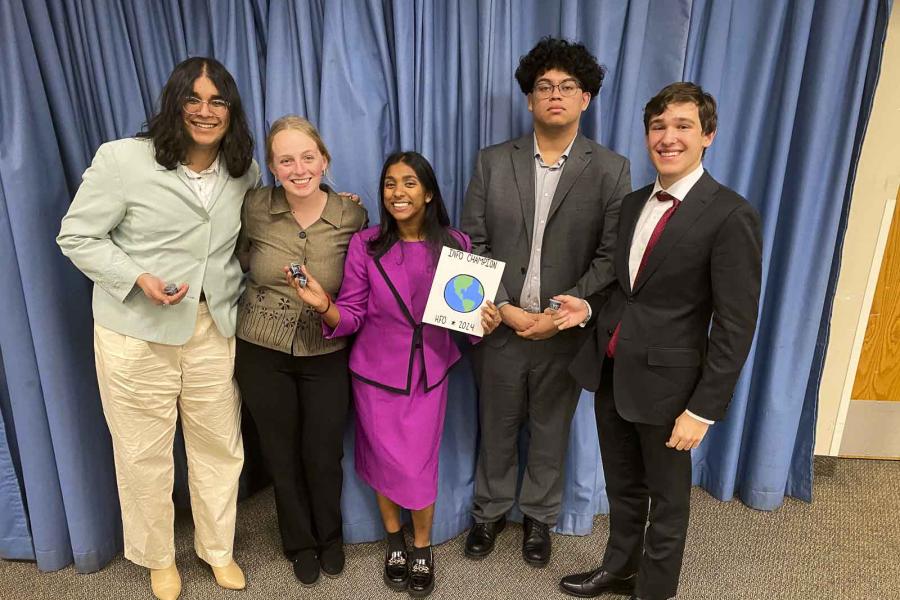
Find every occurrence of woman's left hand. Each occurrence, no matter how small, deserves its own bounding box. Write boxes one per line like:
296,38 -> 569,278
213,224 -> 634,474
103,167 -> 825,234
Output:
480,300 -> 502,335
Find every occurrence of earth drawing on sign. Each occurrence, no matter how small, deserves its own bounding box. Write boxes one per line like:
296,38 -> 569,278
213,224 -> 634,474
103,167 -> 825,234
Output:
443,274 -> 485,313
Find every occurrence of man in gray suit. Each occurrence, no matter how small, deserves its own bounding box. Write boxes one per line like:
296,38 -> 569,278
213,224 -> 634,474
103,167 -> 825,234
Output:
461,37 -> 630,567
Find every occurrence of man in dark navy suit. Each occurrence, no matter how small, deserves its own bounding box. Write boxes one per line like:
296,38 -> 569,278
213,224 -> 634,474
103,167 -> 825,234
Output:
551,82 -> 762,600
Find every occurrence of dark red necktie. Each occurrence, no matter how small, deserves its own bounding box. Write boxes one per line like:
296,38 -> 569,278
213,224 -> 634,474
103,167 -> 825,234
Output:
606,191 -> 681,357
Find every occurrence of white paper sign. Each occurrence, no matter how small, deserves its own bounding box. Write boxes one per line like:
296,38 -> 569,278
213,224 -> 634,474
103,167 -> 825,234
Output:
423,246 -> 506,337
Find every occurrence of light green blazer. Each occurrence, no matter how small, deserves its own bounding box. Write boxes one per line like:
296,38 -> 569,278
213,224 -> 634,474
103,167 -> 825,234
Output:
57,137 -> 260,344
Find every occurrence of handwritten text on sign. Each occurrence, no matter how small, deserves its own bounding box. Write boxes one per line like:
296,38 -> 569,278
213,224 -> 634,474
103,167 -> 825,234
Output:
422,246 -> 506,337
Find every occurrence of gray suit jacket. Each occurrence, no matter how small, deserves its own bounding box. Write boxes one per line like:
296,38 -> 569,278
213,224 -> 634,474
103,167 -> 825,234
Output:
461,133 -> 630,351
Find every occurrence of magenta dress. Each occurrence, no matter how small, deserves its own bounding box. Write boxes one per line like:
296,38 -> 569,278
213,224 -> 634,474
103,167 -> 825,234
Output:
350,241 -> 449,510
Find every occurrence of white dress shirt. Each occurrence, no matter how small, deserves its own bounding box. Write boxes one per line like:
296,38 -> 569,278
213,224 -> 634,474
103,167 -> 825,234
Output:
181,156 -> 220,210
628,163 -> 714,425
628,163 -> 705,286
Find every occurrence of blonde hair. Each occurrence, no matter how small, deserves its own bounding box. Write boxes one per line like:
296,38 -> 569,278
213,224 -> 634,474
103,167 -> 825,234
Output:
265,115 -> 332,167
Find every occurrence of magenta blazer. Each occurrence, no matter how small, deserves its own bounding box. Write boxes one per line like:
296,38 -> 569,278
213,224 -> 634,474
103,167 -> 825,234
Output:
324,226 -> 471,394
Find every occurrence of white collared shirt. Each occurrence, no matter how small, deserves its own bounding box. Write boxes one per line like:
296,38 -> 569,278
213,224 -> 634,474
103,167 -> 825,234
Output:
628,162 -> 705,287
627,163 -> 713,426
181,156 -> 220,210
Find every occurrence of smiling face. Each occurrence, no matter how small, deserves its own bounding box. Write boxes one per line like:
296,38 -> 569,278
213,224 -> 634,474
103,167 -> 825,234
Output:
182,75 -> 230,151
383,161 -> 431,233
527,68 -> 591,130
269,129 -> 328,201
646,101 -> 715,188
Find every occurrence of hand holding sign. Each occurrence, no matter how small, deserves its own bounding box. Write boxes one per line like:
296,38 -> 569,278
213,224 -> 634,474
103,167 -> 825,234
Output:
480,300 -> 502,335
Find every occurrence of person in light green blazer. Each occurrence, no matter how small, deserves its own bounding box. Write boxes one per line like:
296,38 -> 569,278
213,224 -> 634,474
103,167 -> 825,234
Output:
57,57 -> 259,600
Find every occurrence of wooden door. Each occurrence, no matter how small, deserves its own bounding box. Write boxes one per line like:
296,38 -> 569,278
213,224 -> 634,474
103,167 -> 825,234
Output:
843,186 -> 900,458
852,187 -> 900,402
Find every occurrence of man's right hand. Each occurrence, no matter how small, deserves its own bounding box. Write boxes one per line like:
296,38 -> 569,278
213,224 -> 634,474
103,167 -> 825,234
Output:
136,273 -> 189,305
550,295 -> 589,330
499,304 -> 539,332
337,191 -> 362,204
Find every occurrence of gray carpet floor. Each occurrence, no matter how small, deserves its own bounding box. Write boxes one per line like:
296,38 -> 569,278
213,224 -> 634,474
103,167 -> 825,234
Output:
2,457 -> 898,600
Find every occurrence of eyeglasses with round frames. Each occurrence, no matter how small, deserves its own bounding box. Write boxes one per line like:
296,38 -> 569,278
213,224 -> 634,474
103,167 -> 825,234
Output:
532,80 -> 582,99
182,96 -> 230,115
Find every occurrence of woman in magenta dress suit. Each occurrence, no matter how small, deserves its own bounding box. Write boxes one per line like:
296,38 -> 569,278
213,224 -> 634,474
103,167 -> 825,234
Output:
287,151 -> 500,598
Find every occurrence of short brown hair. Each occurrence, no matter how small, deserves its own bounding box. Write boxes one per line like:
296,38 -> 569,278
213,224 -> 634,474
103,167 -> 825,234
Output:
643,82 -> 717,135
265,115 -> 331,167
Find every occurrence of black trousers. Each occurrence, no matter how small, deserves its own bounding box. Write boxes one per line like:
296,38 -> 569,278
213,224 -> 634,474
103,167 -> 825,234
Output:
234,339 -> 350,559
595,359 -> 692,600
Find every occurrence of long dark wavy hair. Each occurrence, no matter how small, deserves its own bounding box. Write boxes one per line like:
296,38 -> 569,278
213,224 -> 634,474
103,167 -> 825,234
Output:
367,151 -> 462,265
136,57 -> 254,177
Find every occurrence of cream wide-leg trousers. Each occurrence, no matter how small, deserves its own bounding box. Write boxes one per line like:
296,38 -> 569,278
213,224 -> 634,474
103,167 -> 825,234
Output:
93,302 -> 243,569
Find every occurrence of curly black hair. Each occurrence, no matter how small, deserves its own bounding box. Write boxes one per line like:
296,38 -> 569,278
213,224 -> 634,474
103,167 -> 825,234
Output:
514,37 -> 605,99
136,57 -> 254,177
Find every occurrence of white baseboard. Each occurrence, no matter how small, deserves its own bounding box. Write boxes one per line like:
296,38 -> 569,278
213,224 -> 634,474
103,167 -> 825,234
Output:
838,400 -> 900,459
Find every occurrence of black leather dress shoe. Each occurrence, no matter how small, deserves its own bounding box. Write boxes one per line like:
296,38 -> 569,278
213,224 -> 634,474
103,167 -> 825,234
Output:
559,566 -> 636,597
292,550 -> 320,586
522,516 -> 552,567
319,543 -> 345,578
407,546 -> 434,598
464,517 -> 506,559
383,547 -> 409,591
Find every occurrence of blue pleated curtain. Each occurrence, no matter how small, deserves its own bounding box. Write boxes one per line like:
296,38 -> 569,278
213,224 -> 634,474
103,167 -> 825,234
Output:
0,0 -> 890,572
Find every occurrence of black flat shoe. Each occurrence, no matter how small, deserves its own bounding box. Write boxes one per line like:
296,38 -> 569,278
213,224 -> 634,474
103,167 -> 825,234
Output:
407,546 -> 434,598
522,516 -> 552,567
319,543 -> 345,578
464,516 -> 507,559
292,550 -> 320,586
559,566 -> 636,597
384,546 -> 409,591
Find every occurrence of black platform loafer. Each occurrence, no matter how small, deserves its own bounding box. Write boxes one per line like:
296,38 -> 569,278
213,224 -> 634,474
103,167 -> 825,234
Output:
292,550 -> 320,587
559,567 -> 636,597
384,547 -> 409,591
522,516 -> 552,567
407,546 -> 435,598
319,543 -> 345,578
464,517 -> 507,559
